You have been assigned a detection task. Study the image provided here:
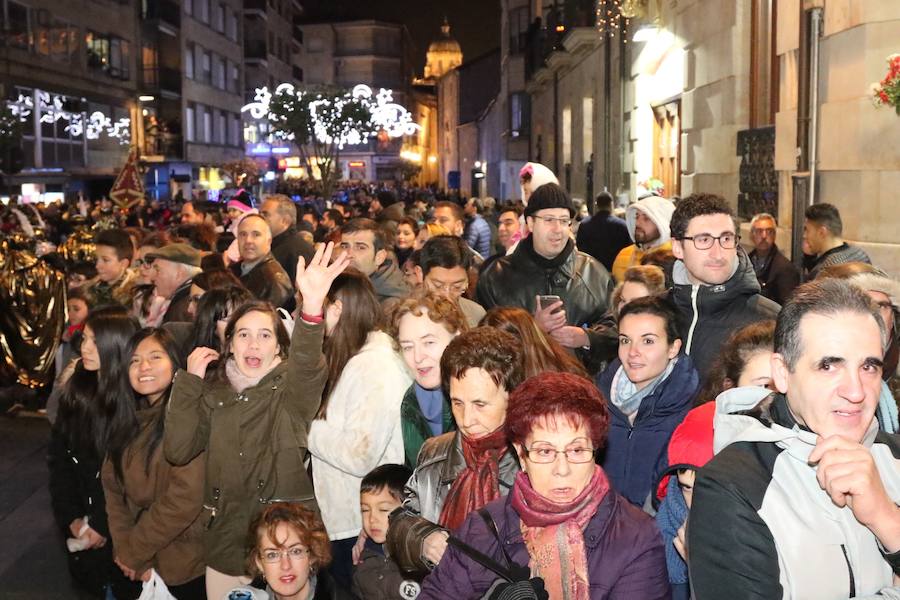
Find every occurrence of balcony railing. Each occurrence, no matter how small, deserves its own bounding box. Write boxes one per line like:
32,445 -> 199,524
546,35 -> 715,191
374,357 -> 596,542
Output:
143,132 -> 184,160
143,0 -> 180,30
525,0 -> 597,81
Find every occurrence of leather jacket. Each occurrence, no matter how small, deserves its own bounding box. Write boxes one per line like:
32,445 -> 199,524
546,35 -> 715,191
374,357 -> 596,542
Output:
387,431 -> 520,572
476,236 -> 613,328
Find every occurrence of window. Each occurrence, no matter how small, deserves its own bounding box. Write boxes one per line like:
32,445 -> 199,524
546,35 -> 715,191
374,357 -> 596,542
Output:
184,0 -> 193,16
510,92 -> 530,138
197,0 -> 210,24
213,56 -> 225,89
85,32 -> 131,80
185,105 -> 195,141
213,3 -> 225,32
229,62 -> 240,93
35,17 -> 78,63
227,11 -> 238,41
562,105 -> 572,165
582,97 -> 593,164
230,114 -> 241,147
3,2 -> 30,51
217,110 -> 227,144
184,44 -> 194,79
200,49 -> 212,84
508,7 -> 529,55
203,106 -> 212,143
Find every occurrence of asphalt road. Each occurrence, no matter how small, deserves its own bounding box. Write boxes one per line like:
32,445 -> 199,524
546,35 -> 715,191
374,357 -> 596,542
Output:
0,414 -> 95,599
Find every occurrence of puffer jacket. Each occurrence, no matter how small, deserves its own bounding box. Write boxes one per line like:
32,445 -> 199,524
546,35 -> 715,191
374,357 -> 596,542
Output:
669,249 -> 780,379
597,355 -> 699,507
476,236 -> 613,329
164,319 -> 326,576
387,431 -> 520,569
418,490 -> 670,599
101,401 -> 205,586
689,388 -> 900,599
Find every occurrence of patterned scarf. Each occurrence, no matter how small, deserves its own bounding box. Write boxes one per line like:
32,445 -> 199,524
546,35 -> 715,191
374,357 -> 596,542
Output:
511,466 -> 609,600
438,428 -> 509,530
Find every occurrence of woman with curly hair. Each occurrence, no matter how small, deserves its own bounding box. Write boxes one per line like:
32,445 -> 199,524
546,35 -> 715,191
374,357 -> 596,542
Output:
226,503 -> 352,599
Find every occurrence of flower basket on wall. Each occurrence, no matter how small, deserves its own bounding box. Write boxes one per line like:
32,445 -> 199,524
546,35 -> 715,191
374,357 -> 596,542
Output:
871,54 -> 900,115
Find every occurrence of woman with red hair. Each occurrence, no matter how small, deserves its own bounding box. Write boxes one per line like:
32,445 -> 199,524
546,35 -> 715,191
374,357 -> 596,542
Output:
418,372 -> 669,599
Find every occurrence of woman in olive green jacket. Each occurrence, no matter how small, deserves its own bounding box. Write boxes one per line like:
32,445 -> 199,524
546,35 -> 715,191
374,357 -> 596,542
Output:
164,243 -> 350,600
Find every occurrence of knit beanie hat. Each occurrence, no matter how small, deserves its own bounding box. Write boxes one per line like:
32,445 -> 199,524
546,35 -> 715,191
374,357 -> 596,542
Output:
523,183 -> 575,218
227,198 -> 253,213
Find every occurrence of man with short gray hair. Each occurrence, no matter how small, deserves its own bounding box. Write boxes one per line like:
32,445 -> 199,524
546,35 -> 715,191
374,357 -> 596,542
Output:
689,278 -> 900,599
748,212 -> 800,304
260,194 -> 315,284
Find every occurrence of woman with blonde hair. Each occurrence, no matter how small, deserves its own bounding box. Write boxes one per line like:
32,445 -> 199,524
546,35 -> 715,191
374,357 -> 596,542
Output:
611,264 -> 667,315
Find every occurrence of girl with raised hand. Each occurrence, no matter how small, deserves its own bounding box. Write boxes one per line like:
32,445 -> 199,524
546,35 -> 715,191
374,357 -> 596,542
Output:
164,242 -> 350,600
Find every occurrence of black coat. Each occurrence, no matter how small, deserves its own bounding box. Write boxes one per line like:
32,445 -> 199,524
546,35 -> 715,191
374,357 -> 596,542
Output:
230,253 -> 294,310
576,211 -> 633,272
669,249 -> 781,380
271,226 -> 315,284
162,280 -> 193,324
48,425 -> 140,598
476,236 -> 614,329
749,245 -> 800,305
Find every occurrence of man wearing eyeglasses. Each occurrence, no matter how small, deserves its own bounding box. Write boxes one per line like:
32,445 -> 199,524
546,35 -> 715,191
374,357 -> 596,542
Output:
669,194 -> 780,379
476,182 -> 614,361
418,236 -> 486,328
748,212 -> 800,305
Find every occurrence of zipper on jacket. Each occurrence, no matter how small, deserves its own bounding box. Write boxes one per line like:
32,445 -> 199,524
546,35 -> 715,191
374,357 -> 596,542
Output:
840,544 -> 856,597
685,285 -> 700,354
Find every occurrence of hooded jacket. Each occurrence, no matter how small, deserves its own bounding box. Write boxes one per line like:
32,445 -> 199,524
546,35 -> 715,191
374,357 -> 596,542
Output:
597,355 -> 699,507
669,249 -> 780,379
688,388 -> 900,599
370,259 -> 410,304
519,162 -> 558,205
611,196 -> 676,281
231,253 -> 294,310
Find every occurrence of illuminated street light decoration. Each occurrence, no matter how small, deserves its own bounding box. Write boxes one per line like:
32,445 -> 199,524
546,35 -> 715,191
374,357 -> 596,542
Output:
241,83 -> 419,149
5,90 -> 131,144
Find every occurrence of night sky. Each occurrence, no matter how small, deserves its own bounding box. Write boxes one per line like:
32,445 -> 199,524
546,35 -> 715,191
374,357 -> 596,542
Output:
300,0 -> 502,73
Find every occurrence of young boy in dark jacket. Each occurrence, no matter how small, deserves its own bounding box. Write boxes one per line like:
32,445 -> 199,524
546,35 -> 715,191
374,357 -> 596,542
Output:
353,464 -> 421,600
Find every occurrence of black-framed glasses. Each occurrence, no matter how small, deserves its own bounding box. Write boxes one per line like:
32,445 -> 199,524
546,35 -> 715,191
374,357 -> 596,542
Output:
679,233 -> 740,250
260,546 -> 309,563
523,445 -> 595,464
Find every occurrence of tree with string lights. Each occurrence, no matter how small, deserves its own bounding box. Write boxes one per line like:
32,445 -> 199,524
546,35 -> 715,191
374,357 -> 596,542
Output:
266,84 -> 379,199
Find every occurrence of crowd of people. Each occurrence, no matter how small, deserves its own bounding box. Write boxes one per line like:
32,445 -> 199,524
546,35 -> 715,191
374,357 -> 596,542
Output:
3,160 -> 900,600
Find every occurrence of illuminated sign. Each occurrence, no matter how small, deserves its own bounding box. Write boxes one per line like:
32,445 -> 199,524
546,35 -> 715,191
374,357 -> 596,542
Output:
348,160 -> 366,168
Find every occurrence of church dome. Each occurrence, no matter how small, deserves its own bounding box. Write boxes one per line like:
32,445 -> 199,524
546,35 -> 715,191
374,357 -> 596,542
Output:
425,19 -> 463,80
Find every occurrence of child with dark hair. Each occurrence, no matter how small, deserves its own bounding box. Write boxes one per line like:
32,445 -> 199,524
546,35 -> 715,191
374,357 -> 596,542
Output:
353,464 -> 420,600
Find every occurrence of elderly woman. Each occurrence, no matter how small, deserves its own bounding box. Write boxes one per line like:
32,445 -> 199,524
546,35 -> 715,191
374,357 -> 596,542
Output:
387,327 -> 524,572
418,372 -> 669,599
390,293 -> 469,466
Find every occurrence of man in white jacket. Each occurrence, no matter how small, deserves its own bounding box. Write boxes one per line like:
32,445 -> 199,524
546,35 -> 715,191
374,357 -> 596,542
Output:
689,278 -> 900,599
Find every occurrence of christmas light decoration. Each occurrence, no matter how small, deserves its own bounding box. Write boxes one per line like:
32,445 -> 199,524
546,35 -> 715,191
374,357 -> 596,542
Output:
241,83 -> 419,149
596,0 -> 631,42
5,89 -> 131,144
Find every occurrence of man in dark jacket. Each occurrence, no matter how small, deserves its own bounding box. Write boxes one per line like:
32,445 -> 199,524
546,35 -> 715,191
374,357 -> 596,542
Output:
476,183 -> 614,356
803,202 -> 871,280
748,212 -> 800,305
260,194 -> 315,284
576,191 -> 632,272
229,214 -> 294,309
145,243 -> 202,323
669,193 -> 780,380
339,218 -> 408,303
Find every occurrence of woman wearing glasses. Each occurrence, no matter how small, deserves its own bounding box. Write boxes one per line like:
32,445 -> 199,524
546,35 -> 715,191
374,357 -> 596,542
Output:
418,372 -> 669,599
596,295 -> 699,508
226,503 -> 351,600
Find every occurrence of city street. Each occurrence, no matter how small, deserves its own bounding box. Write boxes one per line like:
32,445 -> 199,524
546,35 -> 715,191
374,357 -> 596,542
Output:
0,415 -> 90,599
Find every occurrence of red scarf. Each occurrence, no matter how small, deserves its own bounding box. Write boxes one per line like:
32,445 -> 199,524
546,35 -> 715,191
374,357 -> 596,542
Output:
511,466 -> 609,600
438,428 -> 509,530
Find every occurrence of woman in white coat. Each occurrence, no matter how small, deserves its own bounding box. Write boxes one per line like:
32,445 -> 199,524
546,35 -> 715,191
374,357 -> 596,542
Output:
307,268 -> 412,589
